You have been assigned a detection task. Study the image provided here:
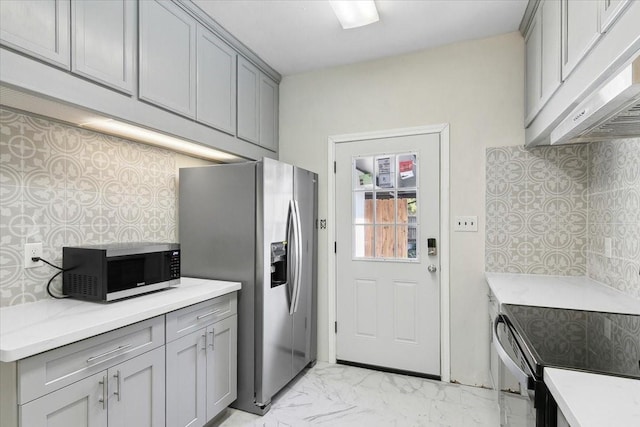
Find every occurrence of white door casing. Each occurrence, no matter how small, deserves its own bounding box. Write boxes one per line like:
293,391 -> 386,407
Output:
328,125 -> 450,381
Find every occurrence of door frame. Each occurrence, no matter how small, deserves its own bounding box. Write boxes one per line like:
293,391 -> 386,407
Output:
327,124 -> 451,382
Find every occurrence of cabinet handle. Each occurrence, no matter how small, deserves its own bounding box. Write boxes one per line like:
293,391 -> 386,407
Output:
113,370 -> 122,401
98,375 -> 107,410
197,309 -> 221,320
87,344 -> 132,363
201,332 -> 207,351
208,329 -> 214,349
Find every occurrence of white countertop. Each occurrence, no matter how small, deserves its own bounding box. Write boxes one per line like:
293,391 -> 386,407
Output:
486,272 -> 640,426
485,272 -> 640,314
0,277 -> 241,362
545,368 -> 640,427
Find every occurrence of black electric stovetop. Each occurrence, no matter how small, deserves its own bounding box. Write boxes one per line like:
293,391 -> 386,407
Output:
502,304 -> 640,380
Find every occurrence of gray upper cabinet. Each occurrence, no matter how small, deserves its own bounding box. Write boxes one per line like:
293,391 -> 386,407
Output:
197,25 -> 237,135
139,0 -> 196,118
561,0 -> 601,80
237,56 -> 279,151
524,0 -> 561,126
71,0 -> 136,94
237,56 -> 260,145
599,0 -> 630,32
0,0 -> 70,69
259,74 -> 279,152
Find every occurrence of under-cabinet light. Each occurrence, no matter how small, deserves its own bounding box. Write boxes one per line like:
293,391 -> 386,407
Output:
329,0 -> 379,29
79,119 -> 242,162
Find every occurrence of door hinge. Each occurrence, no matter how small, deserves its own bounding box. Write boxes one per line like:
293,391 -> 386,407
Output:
316,219 -> 318,229
334,242 -> 337,253
333,161 -> 336,173
334,321 -> 337,334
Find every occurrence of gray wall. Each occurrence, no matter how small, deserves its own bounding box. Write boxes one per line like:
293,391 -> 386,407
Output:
0,108 -> 211,307
486,138 -> 640,300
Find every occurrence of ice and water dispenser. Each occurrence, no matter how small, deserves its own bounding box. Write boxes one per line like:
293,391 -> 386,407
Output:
270,241 -> 287,287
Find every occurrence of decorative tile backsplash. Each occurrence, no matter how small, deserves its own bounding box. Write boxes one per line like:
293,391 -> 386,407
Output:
586,138 -> 640,300
0,108 -> 178,307
486,138 -> 640,300
486,145 -> 588,275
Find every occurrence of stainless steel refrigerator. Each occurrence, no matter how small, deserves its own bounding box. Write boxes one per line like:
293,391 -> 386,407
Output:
178,158 -> 317,415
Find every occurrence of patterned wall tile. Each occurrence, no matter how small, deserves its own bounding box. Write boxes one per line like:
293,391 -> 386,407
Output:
486,145 -> 588,276
586,138 -> 640,300
0,108 -> 180,307
486,138 -> 639,301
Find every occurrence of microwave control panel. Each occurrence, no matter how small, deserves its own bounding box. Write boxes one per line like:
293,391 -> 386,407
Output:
169,250 -> 181,279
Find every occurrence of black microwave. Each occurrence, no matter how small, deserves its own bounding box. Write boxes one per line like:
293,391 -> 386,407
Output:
63,242 -> 180,301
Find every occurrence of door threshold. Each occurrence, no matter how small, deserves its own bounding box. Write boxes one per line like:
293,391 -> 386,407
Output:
336,359 -> 441,381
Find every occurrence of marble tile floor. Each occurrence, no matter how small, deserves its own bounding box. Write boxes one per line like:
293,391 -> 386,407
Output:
212,362 -> 511,427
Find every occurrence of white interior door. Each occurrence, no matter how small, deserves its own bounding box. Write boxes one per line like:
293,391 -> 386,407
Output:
335,132 -> 440,377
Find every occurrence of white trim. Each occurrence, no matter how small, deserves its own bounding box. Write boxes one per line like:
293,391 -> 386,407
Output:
327,124 -> 451,382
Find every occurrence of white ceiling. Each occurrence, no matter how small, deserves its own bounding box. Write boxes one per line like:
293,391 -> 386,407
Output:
193,0 -> 528,76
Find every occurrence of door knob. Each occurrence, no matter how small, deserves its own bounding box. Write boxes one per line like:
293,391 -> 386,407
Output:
428,265 -> 437,273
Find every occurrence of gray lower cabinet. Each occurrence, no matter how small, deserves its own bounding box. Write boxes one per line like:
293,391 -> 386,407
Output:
139,0 -> 196,118
0,0 -> 70,69
206,315 -> 238,419
71,0 -> 136,94
166,314 -> 238,427
197,24 -> 237,135
19,371 -> 107,427
19,346 -> 165,427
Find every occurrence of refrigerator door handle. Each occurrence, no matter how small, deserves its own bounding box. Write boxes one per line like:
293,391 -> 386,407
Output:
288,200 -> 297,315
292,199 -> 303,313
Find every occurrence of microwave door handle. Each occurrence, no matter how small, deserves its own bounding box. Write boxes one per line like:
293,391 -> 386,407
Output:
492,316 -> 532,388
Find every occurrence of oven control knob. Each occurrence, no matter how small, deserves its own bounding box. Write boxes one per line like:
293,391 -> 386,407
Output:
428,265 -> 437,273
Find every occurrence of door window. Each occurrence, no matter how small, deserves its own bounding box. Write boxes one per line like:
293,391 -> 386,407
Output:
351,153 -> 418,260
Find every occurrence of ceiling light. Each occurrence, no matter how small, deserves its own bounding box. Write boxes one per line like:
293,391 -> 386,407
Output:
329,0 -> 379,29
80,119 -> 242,163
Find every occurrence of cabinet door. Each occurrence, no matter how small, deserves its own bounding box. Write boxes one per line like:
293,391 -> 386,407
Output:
562,0 -> 601,80
524,9 -> 542,124
108,347 -> 165,427
166,329 -> 208,427
600,0 -> 630,32
206,316 -> 237,420
197,25 -> 237,135
71,0 -> 135,94
20,371 -> 107,427
525,0 -> 562,125
237,57 -> 260,144
259,74 -> 278,151
540,0 -> 561,109
0,0 -> 70,69
139,0 -> 196,118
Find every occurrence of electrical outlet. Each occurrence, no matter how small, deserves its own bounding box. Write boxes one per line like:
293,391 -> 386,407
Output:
24,242 -> 43,268
454,216 -> 478,232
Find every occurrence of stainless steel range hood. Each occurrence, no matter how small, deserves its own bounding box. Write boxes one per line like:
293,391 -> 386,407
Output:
550,55 -> 640,144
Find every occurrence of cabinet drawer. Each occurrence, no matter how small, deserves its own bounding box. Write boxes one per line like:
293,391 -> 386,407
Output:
17,316 -> 164,404
166,293 -> 237,342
